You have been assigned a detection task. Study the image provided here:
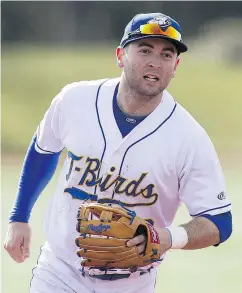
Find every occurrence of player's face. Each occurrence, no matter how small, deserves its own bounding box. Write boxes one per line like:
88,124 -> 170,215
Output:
117,38 -> 180,98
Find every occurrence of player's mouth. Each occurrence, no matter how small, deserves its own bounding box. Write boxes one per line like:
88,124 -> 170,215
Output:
143,74 -> 159,82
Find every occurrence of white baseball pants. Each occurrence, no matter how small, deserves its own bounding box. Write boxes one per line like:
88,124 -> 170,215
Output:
29,245 -> 158,293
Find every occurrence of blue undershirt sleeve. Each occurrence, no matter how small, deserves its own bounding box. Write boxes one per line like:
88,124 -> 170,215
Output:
199,211 -> 232,245
9,134 -> 62,223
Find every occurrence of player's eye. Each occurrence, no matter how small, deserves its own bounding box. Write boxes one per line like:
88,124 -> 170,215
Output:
161,52 -> 173,59
139,48 -> 151,54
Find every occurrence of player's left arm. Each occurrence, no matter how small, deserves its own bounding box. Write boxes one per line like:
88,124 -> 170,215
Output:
128,129 -> 233,253
171,128 -> 233,250
127,211 -> 232,254
180,211 -> 232,249
154,211 -> 232,252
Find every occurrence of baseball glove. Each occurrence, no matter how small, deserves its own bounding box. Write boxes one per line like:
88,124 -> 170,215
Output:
75,202 -> 161,270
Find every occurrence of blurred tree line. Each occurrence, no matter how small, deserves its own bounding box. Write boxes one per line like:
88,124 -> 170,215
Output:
2,1 -> 242,44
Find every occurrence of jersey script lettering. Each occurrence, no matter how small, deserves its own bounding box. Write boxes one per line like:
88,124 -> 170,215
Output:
65,151 -> 158,205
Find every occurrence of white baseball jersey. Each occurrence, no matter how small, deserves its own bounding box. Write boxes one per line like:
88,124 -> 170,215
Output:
36,78 -> 231,274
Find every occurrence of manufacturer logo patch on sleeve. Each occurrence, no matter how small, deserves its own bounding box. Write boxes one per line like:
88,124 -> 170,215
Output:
217,191 -> 226,200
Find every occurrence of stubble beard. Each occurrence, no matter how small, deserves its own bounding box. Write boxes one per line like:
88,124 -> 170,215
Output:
127,76 -> 164,101
137,81 -> 164,99
129,80 -> 164,100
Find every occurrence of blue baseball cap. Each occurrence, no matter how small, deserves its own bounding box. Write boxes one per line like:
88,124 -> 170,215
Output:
120,13 -> 188,53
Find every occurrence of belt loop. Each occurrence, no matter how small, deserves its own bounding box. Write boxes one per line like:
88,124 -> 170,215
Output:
81,266 -> 86,277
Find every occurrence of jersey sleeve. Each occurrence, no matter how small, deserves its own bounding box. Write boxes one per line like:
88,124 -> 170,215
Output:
36,91 -> 64,153
178,131 -> 231,217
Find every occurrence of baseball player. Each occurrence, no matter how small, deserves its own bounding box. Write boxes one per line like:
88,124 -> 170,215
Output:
4,12 -> 232,293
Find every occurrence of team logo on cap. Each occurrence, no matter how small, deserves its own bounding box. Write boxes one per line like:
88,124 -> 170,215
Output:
148,16 -> 171,28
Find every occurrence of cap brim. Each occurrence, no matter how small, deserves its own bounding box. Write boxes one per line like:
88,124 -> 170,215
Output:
121,34 -> 188,53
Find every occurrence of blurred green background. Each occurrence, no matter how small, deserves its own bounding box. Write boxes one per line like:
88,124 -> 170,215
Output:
1,2 -> 242,293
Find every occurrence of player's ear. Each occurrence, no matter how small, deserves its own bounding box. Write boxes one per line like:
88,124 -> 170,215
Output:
116,46 -> 124,68
176,56 -> 180,67
172,57 -> 180,78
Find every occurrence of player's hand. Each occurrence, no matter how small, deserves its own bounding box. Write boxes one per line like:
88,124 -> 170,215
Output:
126,228 -> 171,254
4,222 -> 32,263
126,234 -> 147,254
156,228 -> 172,252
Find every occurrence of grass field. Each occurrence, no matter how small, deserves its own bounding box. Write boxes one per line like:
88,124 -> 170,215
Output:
2,45 -> 242,154
1,45 -> 242,292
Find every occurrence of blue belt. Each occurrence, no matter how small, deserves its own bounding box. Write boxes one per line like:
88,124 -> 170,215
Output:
91,272 -> 147,281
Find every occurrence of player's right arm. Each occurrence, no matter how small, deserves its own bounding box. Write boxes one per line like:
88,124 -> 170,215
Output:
4,91 -> 64,263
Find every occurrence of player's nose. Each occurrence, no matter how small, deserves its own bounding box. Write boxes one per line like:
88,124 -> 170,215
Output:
148,61 -> 162,69
147,56 -> 162,69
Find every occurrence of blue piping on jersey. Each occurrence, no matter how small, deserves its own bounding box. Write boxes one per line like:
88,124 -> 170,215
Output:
36,142 -> 63,154
36,126 -> 65,154
94,79 -> 109,194
29,245 -> 44,290
190,203 -> 231,217
112,102 -> 177,199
